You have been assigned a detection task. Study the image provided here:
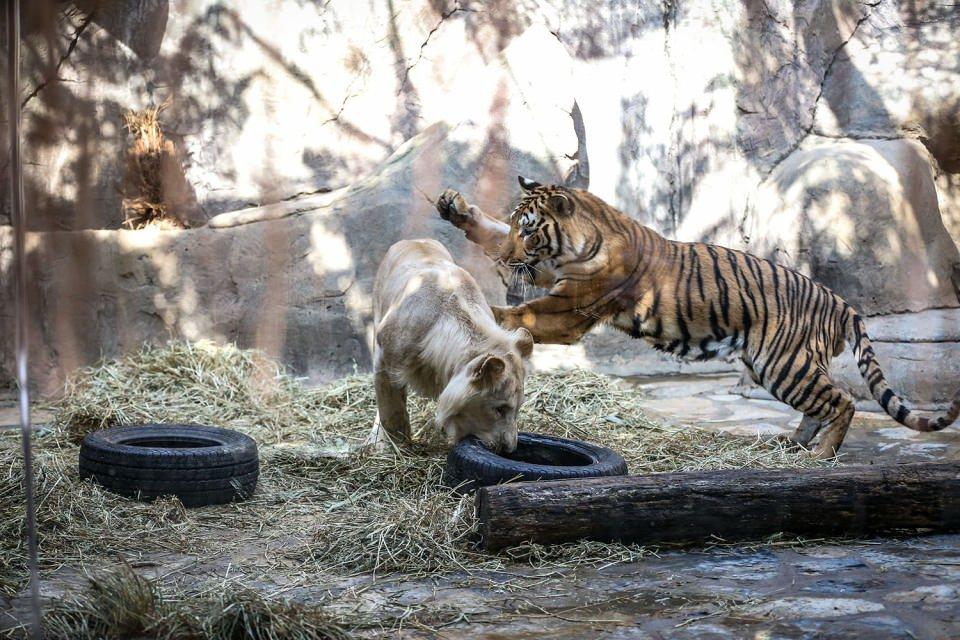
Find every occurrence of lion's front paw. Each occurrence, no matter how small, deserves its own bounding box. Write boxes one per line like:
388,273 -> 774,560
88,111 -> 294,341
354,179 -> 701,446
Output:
436,189 -> 474,228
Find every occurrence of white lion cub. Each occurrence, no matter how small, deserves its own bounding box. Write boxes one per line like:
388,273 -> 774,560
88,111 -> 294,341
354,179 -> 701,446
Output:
371,239 -> 533,452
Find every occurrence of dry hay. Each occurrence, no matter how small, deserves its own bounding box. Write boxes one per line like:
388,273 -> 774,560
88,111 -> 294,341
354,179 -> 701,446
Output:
121,103 -> 195,230
1,341 -> 828,637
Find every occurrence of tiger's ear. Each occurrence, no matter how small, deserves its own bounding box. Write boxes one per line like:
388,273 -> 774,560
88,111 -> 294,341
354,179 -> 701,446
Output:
548,193 -> 573,217
518,176 -> 542,192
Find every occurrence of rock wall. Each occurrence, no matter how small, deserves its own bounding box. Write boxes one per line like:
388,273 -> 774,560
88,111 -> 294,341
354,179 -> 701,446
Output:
0,125 -> 499,393
2,0 -> 959,404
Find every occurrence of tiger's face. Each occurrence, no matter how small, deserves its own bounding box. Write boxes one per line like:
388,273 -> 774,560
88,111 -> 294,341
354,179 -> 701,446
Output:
498,176 -> 600,283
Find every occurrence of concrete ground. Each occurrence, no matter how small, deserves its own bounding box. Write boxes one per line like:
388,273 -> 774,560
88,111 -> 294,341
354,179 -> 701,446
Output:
2,374 -> 959,639
631,373 -> 960,465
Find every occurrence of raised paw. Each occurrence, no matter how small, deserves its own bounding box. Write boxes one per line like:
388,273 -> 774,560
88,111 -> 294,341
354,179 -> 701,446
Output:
436,189 -> 474,228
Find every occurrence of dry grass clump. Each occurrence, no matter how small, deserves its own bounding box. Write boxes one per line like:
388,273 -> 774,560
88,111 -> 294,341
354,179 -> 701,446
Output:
0,441 -> 196,596
1,341 -> 827,634
520,369 -> 827,473
41,565 -> 350,640
53,340 -> 329,443
43,565 -> 159,639
121,103 -> 197,230
0,449 -> 28,595
194,589 -> 350,640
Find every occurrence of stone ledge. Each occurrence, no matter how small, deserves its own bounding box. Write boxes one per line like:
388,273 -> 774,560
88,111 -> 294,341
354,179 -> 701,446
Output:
831,339 -> 960,410
857,307 -> 960,342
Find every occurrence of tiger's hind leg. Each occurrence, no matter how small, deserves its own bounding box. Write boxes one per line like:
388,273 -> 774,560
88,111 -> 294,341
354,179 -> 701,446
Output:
791,416 -> 822,448
811,395 -> 855,459
768,367 -> 855,459
742,359 -> 811,448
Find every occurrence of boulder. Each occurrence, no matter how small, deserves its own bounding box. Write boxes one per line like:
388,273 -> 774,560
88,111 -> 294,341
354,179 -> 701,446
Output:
732,135 -> 960,409
745,137 -> 960,316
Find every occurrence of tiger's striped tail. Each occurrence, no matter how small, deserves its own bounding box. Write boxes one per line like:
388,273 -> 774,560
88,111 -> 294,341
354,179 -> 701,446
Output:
847,312 -> 960,432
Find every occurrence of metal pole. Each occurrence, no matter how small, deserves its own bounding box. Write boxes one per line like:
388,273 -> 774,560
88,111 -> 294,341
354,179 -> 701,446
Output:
7,0 -> 43,636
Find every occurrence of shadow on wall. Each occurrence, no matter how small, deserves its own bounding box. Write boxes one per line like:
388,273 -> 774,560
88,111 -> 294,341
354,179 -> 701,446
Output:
616,86 -> 739,237
0,118 -> 564,393
3,0 -> 402,232
916,96 -> 960,175
737,0 -> 894,173
4,0 -> 583,231
4,1 -> 247,230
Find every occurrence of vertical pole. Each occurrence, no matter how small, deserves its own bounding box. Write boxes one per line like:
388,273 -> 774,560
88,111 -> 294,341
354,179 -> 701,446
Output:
7,0 -> 42,636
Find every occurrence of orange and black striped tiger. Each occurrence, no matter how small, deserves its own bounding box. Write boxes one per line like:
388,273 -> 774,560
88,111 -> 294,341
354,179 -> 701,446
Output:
436,177 -> 960,457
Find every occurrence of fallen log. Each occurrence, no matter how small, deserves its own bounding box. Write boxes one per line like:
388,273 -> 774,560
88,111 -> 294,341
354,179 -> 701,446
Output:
475,462 -> 960,550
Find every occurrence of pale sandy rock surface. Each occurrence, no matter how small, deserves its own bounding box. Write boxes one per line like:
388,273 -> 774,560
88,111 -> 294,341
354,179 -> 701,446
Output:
1,0 -> 958,399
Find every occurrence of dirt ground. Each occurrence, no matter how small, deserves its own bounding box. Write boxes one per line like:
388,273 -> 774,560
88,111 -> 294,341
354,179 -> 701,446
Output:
2,373 -> 959,639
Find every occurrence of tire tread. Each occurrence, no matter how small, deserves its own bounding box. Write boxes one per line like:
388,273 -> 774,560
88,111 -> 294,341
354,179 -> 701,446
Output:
78,424 -> 259,508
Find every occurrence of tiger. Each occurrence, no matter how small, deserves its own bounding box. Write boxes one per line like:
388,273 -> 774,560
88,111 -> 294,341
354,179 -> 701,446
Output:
436,176 -> 960,458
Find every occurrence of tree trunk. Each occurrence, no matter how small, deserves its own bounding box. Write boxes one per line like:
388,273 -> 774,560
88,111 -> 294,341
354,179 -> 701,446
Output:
476,462 -> 960,550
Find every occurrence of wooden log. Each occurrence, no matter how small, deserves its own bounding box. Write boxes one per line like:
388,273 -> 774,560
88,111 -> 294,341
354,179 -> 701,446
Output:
476,462 -> 960,550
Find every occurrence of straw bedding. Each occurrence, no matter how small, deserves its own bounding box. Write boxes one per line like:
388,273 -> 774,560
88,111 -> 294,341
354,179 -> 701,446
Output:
121,104 -> 194,230
0,341 -> 827,637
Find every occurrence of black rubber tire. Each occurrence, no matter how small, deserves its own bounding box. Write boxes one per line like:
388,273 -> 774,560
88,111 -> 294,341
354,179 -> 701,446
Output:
78,424 -> 259,508
444,432 -> 628,493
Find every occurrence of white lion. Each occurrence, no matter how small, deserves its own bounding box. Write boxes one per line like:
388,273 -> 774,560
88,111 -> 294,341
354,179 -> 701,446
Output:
370,239 -> 533,452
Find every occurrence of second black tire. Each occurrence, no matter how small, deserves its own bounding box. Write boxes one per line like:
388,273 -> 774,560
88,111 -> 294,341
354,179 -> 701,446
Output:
444,432 -> 628,492
79,424 -> 259,507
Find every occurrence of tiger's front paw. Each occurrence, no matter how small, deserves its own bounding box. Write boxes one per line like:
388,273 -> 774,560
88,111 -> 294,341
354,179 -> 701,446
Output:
436,189 -> 475,228
765,433 -> 807,452
492,305 -> 519,328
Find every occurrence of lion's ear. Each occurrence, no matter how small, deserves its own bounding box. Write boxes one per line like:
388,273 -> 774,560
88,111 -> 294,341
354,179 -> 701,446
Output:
472,354 -> 506,388
518,176 -> 542,192
514,328 -> 534,359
